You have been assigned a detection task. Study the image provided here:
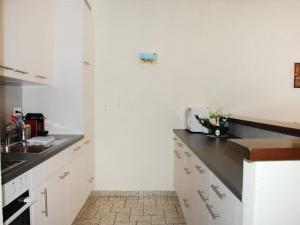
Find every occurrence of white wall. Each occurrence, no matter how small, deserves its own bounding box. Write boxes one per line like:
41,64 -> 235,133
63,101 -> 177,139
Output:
94,0 -> 300,191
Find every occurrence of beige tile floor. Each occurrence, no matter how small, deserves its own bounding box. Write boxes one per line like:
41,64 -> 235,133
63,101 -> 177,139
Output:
72,195 -> 186,225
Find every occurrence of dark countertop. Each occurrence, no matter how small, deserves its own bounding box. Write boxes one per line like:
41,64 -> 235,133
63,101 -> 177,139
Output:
173,129 -> 249,201
1,134 -> 84,184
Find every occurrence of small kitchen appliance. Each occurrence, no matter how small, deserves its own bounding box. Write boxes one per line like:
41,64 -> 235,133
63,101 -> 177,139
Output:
25,113 -> 48,137
185,106 -> 210,133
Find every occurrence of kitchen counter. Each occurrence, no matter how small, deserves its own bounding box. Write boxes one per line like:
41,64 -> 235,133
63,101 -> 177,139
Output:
173,129 -> 249,200
1,134 -> 84,184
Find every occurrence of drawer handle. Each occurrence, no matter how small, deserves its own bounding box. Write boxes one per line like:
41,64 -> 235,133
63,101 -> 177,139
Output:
173,137 -> 177,141
41,188 -> 48,217
184,168 -> 191,175
59,171 -> 70,179
211,185 -> 226,199
83,61 -> 91,66
89,177 -> 94,183
197,190 -> 208,202
177,143 -> 183,147
73,146 -> 82,151
195,165 -> 206,174
0,65 -> 14,70
84,140 -> 91,145
174,151 -> 182,159
184,151 -> 192,157
36,75 -> 47,79
206,204 -> 220,220
15,69 -> 28,75
183,199 -> 190,208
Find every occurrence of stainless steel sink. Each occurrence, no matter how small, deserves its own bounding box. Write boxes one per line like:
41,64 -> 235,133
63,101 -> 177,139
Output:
1,141 -> 53,154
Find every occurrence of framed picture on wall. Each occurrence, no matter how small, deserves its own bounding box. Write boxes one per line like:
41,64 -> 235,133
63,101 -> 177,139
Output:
294,63 -> 300,88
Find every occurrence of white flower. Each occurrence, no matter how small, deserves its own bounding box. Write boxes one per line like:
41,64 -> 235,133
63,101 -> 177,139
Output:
209,118 -> 217,126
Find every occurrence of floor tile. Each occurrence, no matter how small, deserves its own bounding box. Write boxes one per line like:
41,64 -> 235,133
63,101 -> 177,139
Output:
73,194 -> 186,225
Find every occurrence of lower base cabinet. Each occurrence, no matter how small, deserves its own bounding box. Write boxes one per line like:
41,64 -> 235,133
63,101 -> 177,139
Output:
173,134 -> 242,225
68,152 -> 88,223
31,185 -> 47,225
30,139 -> 94,225
47,166 -> 70,225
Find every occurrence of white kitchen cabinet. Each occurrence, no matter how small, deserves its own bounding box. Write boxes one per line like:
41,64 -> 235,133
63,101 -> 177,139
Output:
29,140 -> 92,225
67,149 -> 87,224
173,137 -> 184,199
190,153 -> 211,225
31,185 -> 47,225
173,134 -> 243,225
0,0 -> 53,84
46,165 -> 70,225
83,0 -> 95,194
84,139 -> 95,194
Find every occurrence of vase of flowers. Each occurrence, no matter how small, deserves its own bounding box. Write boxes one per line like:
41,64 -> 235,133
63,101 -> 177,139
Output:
195,111 -> 229,137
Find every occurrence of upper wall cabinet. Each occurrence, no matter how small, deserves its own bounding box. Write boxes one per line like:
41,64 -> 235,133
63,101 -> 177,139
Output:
0,0 -> 54,85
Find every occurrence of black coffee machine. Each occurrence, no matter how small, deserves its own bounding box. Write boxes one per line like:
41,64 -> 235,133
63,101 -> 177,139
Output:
25,113 -> 49,137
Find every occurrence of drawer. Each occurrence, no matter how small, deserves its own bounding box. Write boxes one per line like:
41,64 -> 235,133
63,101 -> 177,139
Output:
192,155 -> 211,194
67,140 -> 84,162
45,150 -> 66,178
210,174 -> 240,223
182,145 -> 194,165
174,140 -> 184,155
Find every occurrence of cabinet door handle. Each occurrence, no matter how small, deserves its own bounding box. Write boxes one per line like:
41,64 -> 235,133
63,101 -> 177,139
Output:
41,188 -> 48,217
0,65 -> 14,70
183,199 -> 190,208
89,177 -> 94,183
206,204 -> 220,220
184,151 -> 192,157
177,143 -> 183,147
197,190 -> 208,202
184,168 -> 191,175
174,151 -> 182,159
211,185 -> 226,199
73,146 -> 82,151
83,61 -> 91,66
195,165 -> 206,174
15,69 -> 28,75
59,171 -> 70,179
173,137 -> 177,141
84,140 -> 91,145
36,75 -> 47,79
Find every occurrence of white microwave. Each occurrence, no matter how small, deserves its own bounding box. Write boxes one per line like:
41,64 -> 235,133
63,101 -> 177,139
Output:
185,106 -> 210,133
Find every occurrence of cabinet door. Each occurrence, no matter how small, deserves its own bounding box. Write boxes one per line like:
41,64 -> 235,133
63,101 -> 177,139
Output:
181,160 -> 193,225
30,185 -> 47,225
21,0 -> 54,84
84,139 -> 95,195
67,152 -> 87,224
173,137 -> 184,199
190,161 -> 211,225
83,53 -> 94,139
46,166 -> 69,225
0,0 -> 53,83
0,0 -> 22,78
83,0 -> 93,64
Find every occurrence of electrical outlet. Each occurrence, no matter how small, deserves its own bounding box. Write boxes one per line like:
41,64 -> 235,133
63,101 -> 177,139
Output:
13,107 -> 22,116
